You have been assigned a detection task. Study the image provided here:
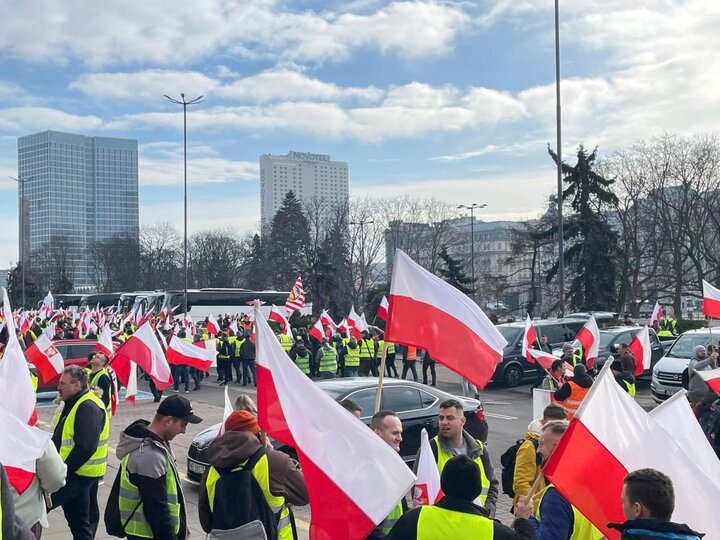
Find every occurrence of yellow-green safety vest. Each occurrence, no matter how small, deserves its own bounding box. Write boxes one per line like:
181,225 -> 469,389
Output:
54,391 -> 110,477
386,342 -> 395,355
534,485 -> 603,540
87,368 -> 113,416
119,448 -> 181,538
294,352 -> 311,375
205,453 -> 293,540
432,436 -> 490,506
359,338 -> 375,359
623,379 -> 636,397
318,347 -> 338,373
344,344 -> 361,367
417,505 -> 493,539
278,334 -> 293,352
380,500 -> 404,536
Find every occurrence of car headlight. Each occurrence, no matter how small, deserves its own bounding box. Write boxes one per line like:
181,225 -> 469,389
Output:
652,365 -> 659,377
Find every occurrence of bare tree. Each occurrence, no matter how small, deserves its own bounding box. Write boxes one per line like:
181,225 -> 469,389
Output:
139,223 -> 183,290
188,228 -> 247,288
35,234 -> 77,293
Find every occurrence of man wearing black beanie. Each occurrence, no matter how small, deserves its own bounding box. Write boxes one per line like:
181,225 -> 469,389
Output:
387,455 -> 536,539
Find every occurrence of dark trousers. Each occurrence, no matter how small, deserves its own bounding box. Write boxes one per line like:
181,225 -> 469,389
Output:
232,358 -> 242,382
190,368 -> 202,389
422,360 -> 436,386
148,378 -> 163,401
173,365 -> 189,391
50,475 -> 99,540
217,359 -> 232,382
401,361 -> 418,382
359,358 -> 373,376
386,356 -> 399,377
242,360 -> 256,385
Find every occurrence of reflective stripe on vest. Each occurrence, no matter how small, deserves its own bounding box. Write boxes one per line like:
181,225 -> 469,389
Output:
417,505 -> 493,540
534,485 -> 603,540
380,500 -> 404,536
432,436 -> 490,506
318,347 -> 338,373
205,454 -> 293,540
54,391 -> 110,477
561,381 -> 590,420
294,352 -> 311,375
344,344 -> 360,367
119,451 -> 181,538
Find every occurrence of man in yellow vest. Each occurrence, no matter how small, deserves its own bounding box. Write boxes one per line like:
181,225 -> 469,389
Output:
198,410 -> 308,539
527,420 -> 604,539
50,366 -> 110,540
387,454 -> 535,538
114,395 -> 202,540
418,399 -> 499,517
86,351 -> 114,415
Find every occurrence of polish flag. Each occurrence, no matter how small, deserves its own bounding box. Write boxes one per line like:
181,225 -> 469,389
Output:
521,314 -> 538,364
166,336 -> 215,372
134,306 -> 144,326
218,384 -> 233,437
526,348 -> 560,371
628,325 -> 652,376
112,322 -> 174,391
338,318 -> 350,336
19,312 -> 30,336
95,324 -> 115,358
254,304 -> 416,539
347,306 -> 367,340
697,367 -> 720,393
24,333 -> 65,383
575,315 -> 600,370
120,311 -> 134,330
269,305 -> 292,338
125,361 -> 137,405
320,310 -> 337,333
206,313 -> 221,336
309,319 -> 324,342
543,362 -> 720,539
648,301 -> 663,326
412,429 -> 442,508
376,296 -> 389,321
703,279 -> 720,318
385,250 -> 507,390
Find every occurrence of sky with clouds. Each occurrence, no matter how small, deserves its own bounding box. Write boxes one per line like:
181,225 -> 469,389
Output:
0,0 -> 717,267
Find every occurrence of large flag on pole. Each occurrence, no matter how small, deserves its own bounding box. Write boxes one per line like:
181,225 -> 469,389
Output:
285,276 -> 305,314
255,303 -> 416,539
702,279 -> 720,318
575,315 -> 600,369
696,367 -> 720,393
95,324 -> 115,358
385,249 -> 507,390
0,403 -> 52,494
648,301 -> 663,326
543,362 -> 720,539
24,333 -> 65,383
628,325 -> 652,376
269,305 -> 293,338
112,322 -> 173,391
376,296 -> 389,321
166,335 -> 215,372
521,314 -> 538,364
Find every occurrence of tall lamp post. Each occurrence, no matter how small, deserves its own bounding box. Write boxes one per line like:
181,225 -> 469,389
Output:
554,0 -> 565,316
164,93 -> 204,315
350,218 -> 373,310
457,203 -> 487,301
10,175 -> 29,308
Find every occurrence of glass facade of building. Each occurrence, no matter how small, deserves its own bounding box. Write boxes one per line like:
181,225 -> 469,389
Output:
17,130 -> 139,288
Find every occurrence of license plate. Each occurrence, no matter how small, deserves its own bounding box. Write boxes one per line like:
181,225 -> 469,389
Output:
188,461 -> 205,474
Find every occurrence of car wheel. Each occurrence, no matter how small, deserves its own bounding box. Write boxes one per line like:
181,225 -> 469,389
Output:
503,365 -> 523,388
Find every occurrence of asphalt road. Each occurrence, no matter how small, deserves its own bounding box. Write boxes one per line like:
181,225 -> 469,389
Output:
36,365 -> 655,539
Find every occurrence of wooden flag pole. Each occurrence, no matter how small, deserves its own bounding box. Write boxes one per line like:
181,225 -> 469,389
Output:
374,342 -> 389,414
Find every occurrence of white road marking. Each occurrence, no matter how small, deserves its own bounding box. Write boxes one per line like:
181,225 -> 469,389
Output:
485,412 -> 519,420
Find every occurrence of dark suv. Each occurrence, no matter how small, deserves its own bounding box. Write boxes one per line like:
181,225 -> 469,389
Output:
493,319 -> 586,387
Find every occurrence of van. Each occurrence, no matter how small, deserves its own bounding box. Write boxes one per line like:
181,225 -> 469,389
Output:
651,329 -> 713,403
493,319 -> 585,387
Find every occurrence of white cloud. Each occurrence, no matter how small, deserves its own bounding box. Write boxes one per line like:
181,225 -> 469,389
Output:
70,70 -> 218,101
0,107 -> 103,133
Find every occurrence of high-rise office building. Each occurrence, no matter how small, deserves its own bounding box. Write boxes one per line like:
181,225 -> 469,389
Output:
17,130 -> 139,289
260,151 -> 349,224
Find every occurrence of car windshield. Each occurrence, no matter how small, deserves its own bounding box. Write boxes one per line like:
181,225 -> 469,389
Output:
666,334 -> 710,358
497,327 -> 522,345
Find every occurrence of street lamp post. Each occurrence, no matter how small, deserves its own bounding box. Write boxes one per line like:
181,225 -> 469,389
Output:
164,93 -> 204,315
350,218 -> 374,310
10,175 -> 28,308
457,203 -> 487,301
554,0 -> 565,316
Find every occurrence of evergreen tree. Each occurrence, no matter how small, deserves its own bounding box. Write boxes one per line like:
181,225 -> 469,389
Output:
438,247 -> 475,295
266,191 -> 311,289
243,234 -> 268,290
546,145 -> 619,310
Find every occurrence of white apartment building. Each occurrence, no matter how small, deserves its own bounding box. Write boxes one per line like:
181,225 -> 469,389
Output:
260,151 -> 349,224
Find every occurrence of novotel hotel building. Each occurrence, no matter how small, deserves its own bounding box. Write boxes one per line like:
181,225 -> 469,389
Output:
260,151 -> 349,225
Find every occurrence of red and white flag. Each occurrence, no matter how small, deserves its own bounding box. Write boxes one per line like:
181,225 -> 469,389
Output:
575,315 -> 600,370
521,314 -> 538,364
24,333 -> 64,384
206,313 -> 220,336
309,319 -> 324,342
385,250 -> 507,390
134,306 -> 144,326
112,322 -> 173,391
526,348 -> 560,372
697,367 -> 720,393
125,361 -> 137,405
543,362 -> 720,539
648,301 -> 663,326
347,306 -> 367,340
628,325 -> 652,376
218,384 -> 233,437
703,279 -> 720,318
376,296 -> 389,321
39,291 -> 54,319
269,305 -> 292,338
285,276 -> 305,314
412,429 -> 442,508
338,318 -> 350,337
166,336 -> 215,372
255,304 -> 416,539
95,324 -> 115,358
320,310 -> 337,333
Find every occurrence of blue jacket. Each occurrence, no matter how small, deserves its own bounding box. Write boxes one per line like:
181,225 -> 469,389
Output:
608,519 -> 703,540
529,487 -> 575,540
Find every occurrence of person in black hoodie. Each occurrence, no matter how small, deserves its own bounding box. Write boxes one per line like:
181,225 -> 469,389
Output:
607,468 -> 703,540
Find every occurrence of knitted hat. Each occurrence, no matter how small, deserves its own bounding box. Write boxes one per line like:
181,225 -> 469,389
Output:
440,455 -> 482,501
224,410 -> 260,434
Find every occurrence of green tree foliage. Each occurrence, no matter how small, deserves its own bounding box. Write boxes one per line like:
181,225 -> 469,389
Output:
546,145 -> 619,310
438,247 -> 475,295
364,283 -> 390,328
243,233 -> 268,290
266,191 -> 311,289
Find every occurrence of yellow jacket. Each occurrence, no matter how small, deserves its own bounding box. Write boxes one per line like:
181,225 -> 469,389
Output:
512,431 -> 545,506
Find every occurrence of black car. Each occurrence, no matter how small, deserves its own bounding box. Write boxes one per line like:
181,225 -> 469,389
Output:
186,378 -> 488,483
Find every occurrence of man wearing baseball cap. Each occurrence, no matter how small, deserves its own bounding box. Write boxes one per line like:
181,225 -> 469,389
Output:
110,396 -> 202,540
